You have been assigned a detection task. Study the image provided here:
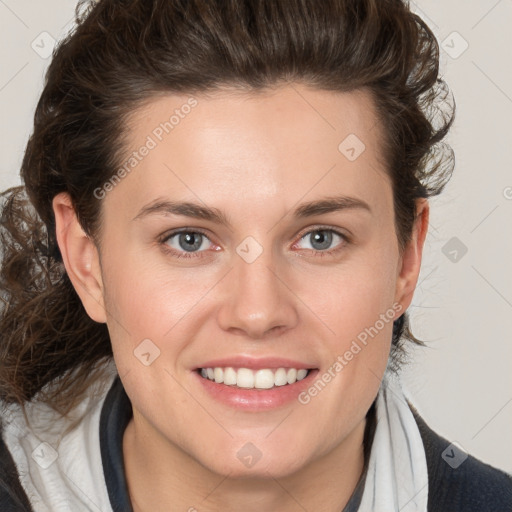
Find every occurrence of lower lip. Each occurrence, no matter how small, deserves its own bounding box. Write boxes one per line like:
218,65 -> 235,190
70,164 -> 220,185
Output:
193,369 -> 319,411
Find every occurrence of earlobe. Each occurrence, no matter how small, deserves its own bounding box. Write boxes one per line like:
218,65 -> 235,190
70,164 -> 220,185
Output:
52,192 -> 107,323
394,198 -> 430,312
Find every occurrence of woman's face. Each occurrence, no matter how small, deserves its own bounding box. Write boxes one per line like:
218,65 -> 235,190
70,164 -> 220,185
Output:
67,85 -> 427,478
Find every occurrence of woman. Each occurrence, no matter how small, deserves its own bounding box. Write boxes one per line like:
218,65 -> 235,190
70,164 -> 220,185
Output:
1,0 -> 511,510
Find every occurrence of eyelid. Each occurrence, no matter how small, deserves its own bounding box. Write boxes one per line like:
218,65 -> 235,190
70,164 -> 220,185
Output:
294,224 -> 351,242
159,227 -> 212,243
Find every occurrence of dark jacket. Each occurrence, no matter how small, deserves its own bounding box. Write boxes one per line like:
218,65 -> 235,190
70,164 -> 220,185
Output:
411,405 -> 512,511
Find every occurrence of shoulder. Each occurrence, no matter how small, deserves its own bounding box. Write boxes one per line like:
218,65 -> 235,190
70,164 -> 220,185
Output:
410,404 -> 512,512
0,365 -> 118,512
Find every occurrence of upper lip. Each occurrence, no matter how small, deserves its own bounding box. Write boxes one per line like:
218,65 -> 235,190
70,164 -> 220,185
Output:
195,356 -> 316,371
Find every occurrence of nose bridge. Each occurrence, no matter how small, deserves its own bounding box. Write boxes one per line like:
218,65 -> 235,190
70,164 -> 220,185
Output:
217,237 -> 298,337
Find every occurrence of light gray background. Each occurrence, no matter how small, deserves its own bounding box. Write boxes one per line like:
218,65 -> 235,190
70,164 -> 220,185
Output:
1,1 -> 511,473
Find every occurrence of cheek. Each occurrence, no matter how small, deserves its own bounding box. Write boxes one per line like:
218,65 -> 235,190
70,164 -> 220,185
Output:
102,254 -> 207,332
292,246 -> 400,407
99,251 -> 226,380
291,268 -> 397,451
296,251 -> 399,344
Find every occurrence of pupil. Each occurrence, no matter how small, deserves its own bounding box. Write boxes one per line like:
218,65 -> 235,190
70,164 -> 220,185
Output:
179,233 -> 202,252
312,231 -> 332,250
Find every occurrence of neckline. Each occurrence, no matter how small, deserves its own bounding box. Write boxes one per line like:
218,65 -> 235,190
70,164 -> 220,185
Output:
99,376 -> 375,512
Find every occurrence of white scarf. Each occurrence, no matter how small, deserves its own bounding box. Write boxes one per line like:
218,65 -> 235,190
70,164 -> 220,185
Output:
357,372 -> 429,512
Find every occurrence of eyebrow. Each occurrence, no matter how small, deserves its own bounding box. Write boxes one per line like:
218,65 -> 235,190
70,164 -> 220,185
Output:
294,195 -> 371,218
133,195 -> 372,225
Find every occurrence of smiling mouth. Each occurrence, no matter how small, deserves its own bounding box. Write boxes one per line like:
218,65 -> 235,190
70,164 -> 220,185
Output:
197,367 -> 313,390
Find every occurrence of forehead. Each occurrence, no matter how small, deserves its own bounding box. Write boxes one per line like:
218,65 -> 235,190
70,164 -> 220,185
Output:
106,84 -> 391,223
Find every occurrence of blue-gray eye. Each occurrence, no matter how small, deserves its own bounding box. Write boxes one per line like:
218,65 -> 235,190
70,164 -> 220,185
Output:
297,230 -> 343,251
165,231 -> 211,253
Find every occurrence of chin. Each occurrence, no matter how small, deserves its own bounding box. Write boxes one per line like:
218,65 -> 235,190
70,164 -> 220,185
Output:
196,445 -> 310,480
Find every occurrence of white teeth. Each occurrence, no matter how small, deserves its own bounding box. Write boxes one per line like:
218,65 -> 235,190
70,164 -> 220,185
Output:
274,368 -> 288,386
223,367 -> 237,386
213,367 -> 223,383
297,369 -> 308,380
286,368 -> 297,384
199,366 -> 311,389
237,368 -> 255,388
254,369 -> 275,389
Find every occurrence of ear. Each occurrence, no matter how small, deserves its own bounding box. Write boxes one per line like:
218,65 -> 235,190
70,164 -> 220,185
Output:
394,198 -> 430,311
52,192 -> 107,323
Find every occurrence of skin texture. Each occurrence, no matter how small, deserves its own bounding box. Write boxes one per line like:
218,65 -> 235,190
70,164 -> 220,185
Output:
53,84 -> 429,511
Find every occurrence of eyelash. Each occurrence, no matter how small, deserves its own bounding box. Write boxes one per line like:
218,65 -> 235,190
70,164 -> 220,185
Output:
159,226 -> 350,260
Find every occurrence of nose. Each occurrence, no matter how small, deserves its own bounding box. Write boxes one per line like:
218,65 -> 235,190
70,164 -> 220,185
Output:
216,245 -> 299,339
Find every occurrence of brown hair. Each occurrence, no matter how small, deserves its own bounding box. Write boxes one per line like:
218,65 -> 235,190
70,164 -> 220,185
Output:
0,0 -> 455,414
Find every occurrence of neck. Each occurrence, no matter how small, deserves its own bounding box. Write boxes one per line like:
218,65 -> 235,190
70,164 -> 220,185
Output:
123,413 -> 368,512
